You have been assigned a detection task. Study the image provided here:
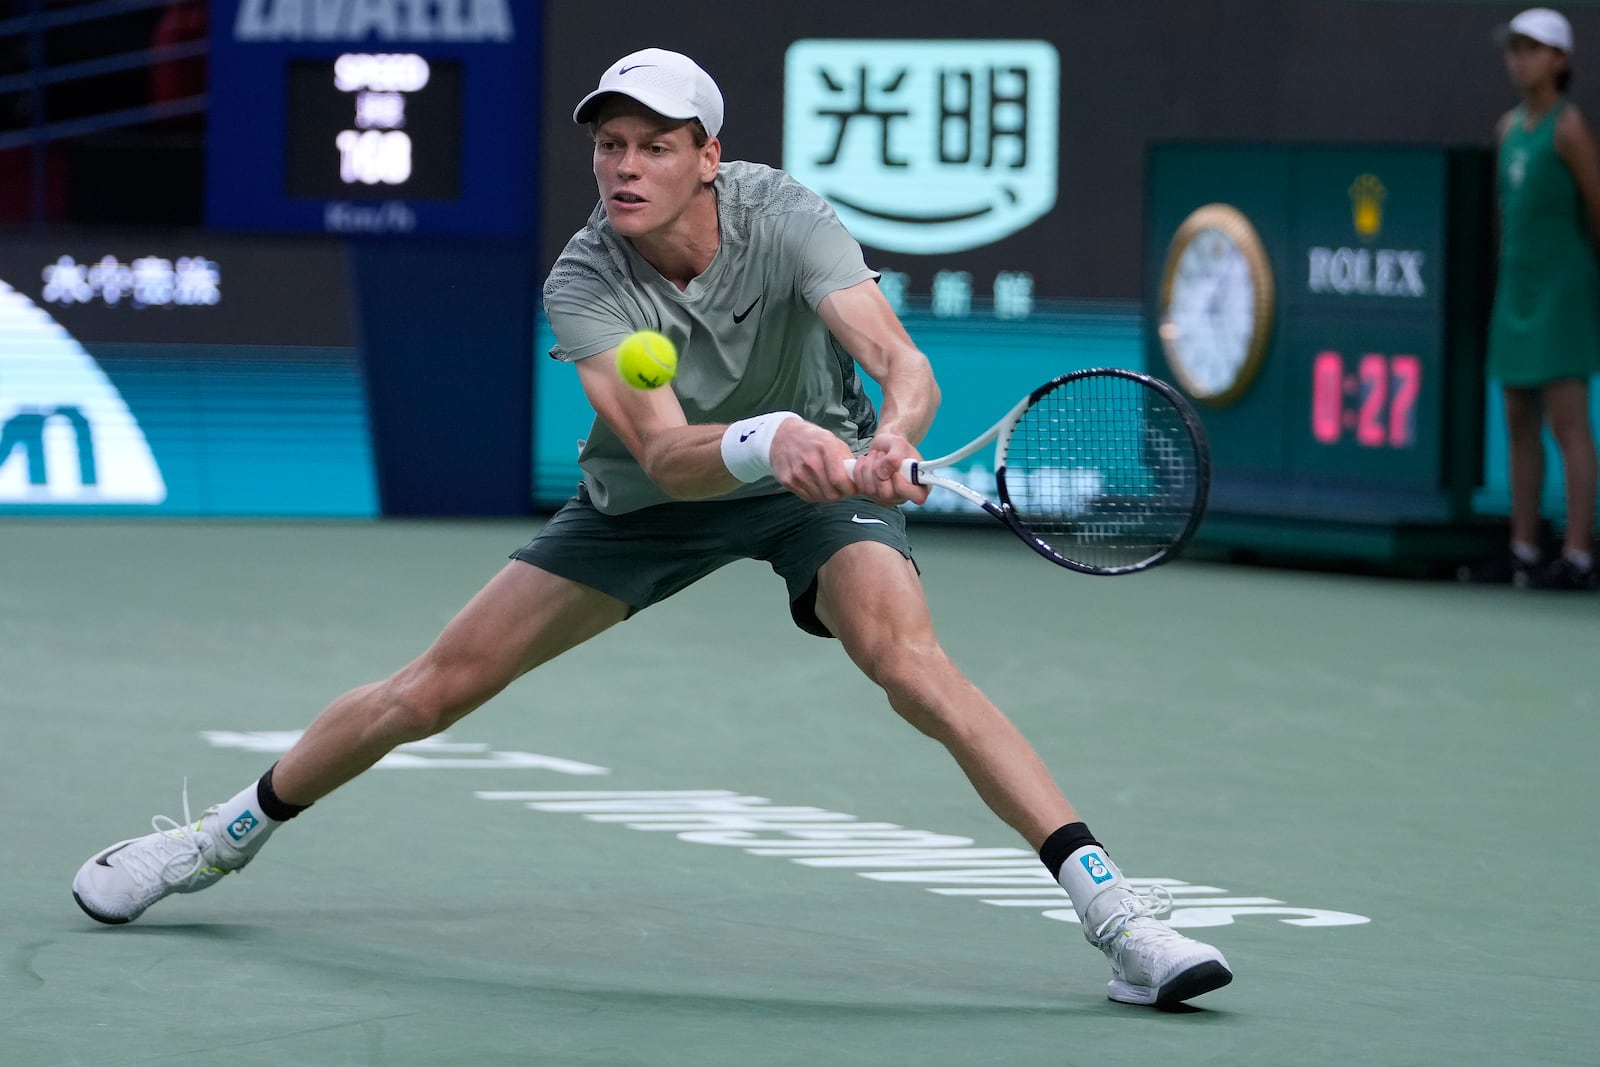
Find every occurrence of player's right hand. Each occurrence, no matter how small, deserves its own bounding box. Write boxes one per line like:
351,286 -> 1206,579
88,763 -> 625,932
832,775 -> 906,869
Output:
850,430 -> 929,507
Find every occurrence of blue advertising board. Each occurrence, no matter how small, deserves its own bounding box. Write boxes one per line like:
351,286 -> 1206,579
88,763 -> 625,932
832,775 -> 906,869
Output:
0,233 -> 378,517
206,0 -> 540,236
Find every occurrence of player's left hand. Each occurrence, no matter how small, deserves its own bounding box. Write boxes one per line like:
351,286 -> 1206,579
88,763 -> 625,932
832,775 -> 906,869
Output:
852,431 -> 930,506
770,418 -> 861,503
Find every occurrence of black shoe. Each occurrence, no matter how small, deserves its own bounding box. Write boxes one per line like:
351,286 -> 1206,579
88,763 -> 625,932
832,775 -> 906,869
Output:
1527,557 -> 1599,591
1456,552 -> 1536,585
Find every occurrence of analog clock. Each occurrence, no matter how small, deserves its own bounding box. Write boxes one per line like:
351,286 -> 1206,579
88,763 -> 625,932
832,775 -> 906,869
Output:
1157,204 -> 1275,405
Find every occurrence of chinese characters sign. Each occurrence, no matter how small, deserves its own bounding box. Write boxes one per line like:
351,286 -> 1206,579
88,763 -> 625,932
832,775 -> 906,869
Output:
783,40 -> 1059,255
40,255 -> 221,308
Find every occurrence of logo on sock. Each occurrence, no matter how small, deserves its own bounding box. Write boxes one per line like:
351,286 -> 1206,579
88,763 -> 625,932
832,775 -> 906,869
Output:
1080,851 -> 1113,885
228,811 -> 259,842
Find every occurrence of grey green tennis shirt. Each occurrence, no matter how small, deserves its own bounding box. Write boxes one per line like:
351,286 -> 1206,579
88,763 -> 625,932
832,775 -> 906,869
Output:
543,161 -> 881,514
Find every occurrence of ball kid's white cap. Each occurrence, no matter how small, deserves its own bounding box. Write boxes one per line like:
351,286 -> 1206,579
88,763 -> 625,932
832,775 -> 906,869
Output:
1499,8 -> 1575,54
572,48 -> 725,136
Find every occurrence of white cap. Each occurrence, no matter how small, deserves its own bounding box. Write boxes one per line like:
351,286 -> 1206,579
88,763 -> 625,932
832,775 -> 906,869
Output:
1500,8 -> 1574,54
572,48 -> 725,137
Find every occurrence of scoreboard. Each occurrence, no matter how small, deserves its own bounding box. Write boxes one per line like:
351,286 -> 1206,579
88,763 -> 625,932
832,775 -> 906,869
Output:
205,0 -> 537,236
1144,143 -> 1498,560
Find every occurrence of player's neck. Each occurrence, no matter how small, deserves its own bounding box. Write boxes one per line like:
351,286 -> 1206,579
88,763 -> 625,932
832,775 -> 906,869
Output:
629,188 -> 720,291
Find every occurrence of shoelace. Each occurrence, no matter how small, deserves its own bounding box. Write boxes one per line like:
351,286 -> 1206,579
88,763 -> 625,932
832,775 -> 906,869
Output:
1092,884 -> 1176,943
128,779 -> 214,888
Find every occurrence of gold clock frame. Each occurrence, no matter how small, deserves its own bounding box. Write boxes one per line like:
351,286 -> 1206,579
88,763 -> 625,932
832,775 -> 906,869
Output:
1157,203 -> 1276,406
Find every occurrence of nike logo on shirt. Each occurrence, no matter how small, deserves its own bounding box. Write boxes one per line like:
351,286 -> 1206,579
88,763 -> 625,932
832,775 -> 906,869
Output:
850,514 -> 889,525
733,295 -> 762,324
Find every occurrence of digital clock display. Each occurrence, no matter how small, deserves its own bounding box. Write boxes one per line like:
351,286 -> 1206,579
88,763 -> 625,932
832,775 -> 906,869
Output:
1310,350 -> 1422,450
285,54 -> 462,200
1282,317 -> 1441,492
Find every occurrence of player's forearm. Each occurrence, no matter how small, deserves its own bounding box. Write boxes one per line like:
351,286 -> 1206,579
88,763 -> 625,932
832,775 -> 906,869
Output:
637,424 -> 745,499
874,346 -> 941,446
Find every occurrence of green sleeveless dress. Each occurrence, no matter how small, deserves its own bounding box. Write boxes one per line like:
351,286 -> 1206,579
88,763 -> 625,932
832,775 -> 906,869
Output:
1487,101 -> 1600,386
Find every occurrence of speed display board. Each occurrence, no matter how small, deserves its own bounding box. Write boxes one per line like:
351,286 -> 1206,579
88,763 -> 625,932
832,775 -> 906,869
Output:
284,53 -> 464,200
206,0 -> 538,236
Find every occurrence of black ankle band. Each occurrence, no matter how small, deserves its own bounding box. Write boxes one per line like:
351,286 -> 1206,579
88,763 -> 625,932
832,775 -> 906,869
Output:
1038,822 -> 1103,879
257,763 -> 311,822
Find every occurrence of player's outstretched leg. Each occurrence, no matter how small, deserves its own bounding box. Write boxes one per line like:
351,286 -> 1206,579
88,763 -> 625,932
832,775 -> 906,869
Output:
815,541 -> 1232,1007
72,561 -> 628,924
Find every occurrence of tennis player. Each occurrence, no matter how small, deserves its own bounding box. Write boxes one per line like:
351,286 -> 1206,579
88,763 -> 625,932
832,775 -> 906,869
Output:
72,48 -> 1233,1008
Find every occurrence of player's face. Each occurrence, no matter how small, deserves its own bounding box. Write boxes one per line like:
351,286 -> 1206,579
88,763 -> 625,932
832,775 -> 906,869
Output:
592,105 -> 720,239
1504,36 -> 1567,92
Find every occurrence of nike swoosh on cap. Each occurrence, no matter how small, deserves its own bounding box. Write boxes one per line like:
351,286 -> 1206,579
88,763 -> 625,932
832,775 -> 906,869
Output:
850,514 -> 889,525
618,64 -> 655,75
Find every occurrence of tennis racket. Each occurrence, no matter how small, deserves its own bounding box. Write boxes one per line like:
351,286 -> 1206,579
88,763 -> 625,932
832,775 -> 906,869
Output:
847,368 -> 1210,575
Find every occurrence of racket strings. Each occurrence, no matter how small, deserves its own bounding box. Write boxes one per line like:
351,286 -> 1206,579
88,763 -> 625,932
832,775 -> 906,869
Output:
1000,374 -> 1204,569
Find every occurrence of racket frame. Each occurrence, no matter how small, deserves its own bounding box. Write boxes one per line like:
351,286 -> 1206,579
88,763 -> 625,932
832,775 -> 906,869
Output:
887,368 -> 1211,575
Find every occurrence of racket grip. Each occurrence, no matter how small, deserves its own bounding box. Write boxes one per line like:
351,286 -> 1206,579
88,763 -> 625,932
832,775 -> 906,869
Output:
843,458 -> 922,484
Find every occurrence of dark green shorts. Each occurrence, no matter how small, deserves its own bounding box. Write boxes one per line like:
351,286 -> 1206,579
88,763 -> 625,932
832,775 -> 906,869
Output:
511,487 -> 914,638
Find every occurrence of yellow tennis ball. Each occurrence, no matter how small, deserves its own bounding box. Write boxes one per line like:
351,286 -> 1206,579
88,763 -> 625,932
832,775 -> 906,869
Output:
616,330 -> 678,390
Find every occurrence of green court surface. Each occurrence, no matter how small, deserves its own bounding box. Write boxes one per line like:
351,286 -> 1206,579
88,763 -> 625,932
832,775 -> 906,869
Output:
1,520 -> 1595,1066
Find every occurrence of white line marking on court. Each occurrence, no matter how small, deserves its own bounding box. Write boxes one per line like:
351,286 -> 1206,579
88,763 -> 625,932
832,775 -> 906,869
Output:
197,734 -> 1370,931
475,787 -> 1371,930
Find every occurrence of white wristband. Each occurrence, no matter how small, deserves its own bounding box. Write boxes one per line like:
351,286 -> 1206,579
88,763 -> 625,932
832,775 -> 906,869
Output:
720,411 -> 801,483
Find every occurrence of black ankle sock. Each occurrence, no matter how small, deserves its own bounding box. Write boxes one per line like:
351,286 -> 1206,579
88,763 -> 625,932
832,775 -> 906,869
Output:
257,763 -> 311,822
1038,822 -> 1103,879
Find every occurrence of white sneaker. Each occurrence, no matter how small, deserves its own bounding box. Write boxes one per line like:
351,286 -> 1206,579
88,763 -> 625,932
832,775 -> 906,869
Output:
72,785 -> 252,924
1086,886 -> 1233,1007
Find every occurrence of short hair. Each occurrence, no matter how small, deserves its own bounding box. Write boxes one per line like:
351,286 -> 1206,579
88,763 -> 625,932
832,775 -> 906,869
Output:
588,96 -> 710,147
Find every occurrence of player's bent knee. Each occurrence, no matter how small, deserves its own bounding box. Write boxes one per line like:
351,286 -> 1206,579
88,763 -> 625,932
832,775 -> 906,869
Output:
857,639 -> 939,694
377,662 -> 493,742
869,658 -> 920,702
866,648 -> 977,741
370,683 -> 451,743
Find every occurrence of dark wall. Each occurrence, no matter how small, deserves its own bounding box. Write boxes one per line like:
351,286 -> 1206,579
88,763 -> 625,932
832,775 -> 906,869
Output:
352,239 -> 540,516
541,1 -> 1600,300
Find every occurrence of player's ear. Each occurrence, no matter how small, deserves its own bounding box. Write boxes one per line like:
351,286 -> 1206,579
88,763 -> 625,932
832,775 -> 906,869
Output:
699,136 -> 721,183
